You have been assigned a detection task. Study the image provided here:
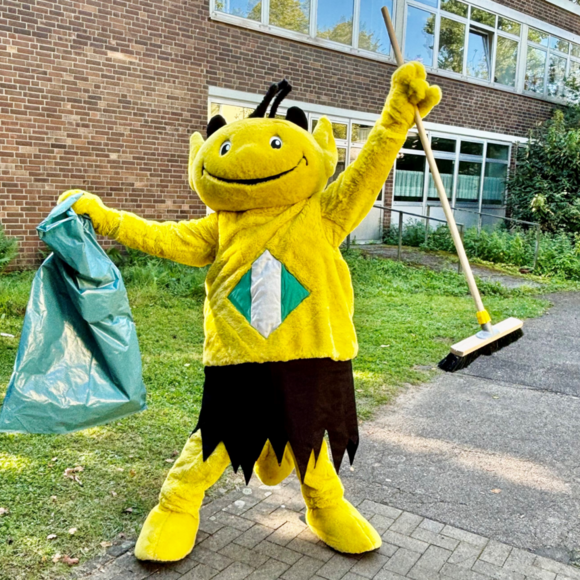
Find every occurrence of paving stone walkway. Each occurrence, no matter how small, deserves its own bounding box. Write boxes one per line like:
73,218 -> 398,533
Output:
76,475 -> 580,580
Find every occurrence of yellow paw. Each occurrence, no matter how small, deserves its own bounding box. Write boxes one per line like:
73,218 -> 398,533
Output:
306,499 -> 381,554
387,61 -> 442,128
134,505 -> 199,562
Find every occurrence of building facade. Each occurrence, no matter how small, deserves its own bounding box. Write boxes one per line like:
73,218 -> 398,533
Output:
1,0 -> 579,266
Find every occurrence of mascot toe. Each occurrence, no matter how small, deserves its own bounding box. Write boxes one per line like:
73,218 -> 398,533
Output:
59,62 -> 441,560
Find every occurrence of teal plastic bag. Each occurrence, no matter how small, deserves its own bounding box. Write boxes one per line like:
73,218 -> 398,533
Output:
0,195 -> 147,434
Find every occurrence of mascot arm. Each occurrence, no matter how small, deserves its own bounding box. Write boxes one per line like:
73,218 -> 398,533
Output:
57,190 -> 219,267
320,62 -> 441,246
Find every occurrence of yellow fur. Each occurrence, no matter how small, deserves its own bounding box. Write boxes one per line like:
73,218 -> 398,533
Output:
136,435 -> 378,561
254,441 -> 295,486
59,62 -> 440,367
59,62 -> 440,559
135,431 -> 230,562
296,440 -> 381,553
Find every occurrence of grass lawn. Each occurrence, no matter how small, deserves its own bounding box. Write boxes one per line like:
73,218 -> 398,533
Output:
0,250 -> 549,580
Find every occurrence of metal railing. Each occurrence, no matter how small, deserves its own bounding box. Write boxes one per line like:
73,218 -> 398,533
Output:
446,205 -> 542,270
346,203 -> 542,272
346,205 -> 466,274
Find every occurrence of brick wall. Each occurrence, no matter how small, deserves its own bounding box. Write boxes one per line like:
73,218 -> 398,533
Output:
0,0 -> 569,267
496,0 -> 580,34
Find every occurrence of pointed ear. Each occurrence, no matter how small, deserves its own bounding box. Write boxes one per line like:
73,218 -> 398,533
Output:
189,132 -> 205,190
312,117 -> 338,179
285,106 -> 308,130
207,114 -> 227,138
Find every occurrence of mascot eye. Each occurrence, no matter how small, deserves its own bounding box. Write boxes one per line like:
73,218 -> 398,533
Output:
270,137 -> 282,149
220,141 -> 232,156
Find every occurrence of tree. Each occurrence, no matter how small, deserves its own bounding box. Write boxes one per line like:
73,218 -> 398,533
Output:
507,108 -> 580,234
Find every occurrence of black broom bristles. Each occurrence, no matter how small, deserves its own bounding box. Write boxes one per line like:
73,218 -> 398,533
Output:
438,328 -> 524,373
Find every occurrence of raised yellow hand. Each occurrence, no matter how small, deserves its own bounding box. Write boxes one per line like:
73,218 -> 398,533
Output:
382,61 -> 442,130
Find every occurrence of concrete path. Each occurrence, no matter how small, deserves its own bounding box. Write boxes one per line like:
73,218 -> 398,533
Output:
77,293 -> 580,580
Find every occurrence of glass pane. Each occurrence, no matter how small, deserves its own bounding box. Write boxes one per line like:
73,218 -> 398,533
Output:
404,5 -> 435,65
525,46 -> 547,93
467,28 -> 492,80
457,161 -> 482,202
570,61 -> 580,90
428,159 -> 454,200
415,0 -> 438,7
317,0 -> 354,45
471,8 -> 495,27
332,122 -> 348,140
528,28 -> 549,47
216,0 -> 261,19
329,148 -> 347,184
498,17 -> 520,36
352,123 -> 373,143
438,17 -> 466,73
572,43 -> 580,58
432,137 -> 456,152
460,141 -> 484,156
483,162 -> 507,205
359,0 -> 391,53
441,0 -> 467,18
403,133 -> 424,151
211,103 -> 254,123
269,0 -> 310,33
548,54 -> 567,97
394,154 -> 426,201
550,36 -> 569,54
487,144 -> 509,160
494,36 -> 518,87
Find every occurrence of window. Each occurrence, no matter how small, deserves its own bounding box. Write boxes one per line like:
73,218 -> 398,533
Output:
317,0 -> 354,45
359,0 -> 391,54
405,0 -> 521,89
394,153 -> 426,201
394,132 -> 511,207
215,0 -> 393,56
467,27 -> 493,80
404,5 -> 435,64
438,17 -> 465,73
483,144 -> 509,205
525,28 -> 580,97
270,0 -> 310,32
495,36 -> 518,86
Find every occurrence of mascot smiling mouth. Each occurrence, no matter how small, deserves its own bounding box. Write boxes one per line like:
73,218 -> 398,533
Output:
203,156 -> 308,186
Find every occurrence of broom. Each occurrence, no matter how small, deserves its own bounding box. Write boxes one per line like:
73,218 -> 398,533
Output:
381,6 -> 524,372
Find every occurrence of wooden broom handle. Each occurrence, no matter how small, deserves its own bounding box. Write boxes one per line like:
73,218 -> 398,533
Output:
381,6 -> 488,319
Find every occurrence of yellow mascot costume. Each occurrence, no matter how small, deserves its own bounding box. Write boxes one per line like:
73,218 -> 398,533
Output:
59,62 -> 441,561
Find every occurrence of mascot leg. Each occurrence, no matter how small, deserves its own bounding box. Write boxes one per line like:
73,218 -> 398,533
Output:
297,440 -> 381,554
254,441 -> 294,486
135,431 -> 230,562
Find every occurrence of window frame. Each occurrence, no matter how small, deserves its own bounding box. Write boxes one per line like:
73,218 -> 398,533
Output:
393,129 -> 512,210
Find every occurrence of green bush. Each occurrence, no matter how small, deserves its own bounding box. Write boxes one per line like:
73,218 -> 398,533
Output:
0,224 -> 17,272
385,222 -> 580,280
507,109 -> 580,234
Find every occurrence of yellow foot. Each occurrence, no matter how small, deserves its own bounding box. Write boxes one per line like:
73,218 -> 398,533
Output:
306,499 -> 381,554
134,505 -> 199,562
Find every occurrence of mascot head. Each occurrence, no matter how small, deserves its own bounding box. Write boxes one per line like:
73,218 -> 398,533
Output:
188,80 -> 338,212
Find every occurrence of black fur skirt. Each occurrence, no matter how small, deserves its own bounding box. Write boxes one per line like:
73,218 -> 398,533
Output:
193,358 -> 359,483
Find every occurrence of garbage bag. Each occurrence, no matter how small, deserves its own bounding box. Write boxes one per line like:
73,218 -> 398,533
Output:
0,194 -> 147,434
